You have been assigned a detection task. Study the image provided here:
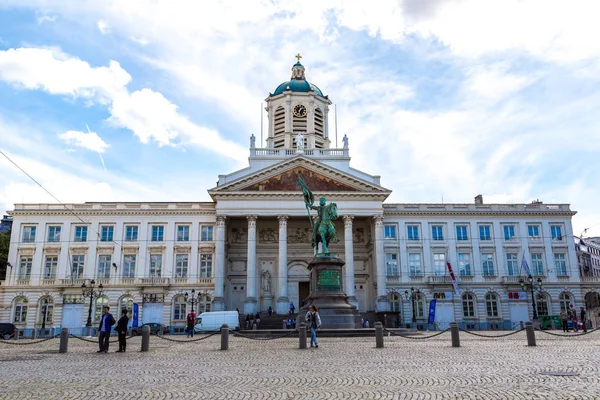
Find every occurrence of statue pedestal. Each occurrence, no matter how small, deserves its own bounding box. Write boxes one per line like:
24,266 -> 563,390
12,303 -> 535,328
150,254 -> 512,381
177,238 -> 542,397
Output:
261,293 -> 273,312
298,255 -> 358,329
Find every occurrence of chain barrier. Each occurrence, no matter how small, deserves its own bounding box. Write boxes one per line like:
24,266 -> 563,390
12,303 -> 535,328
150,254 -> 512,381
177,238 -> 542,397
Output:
152,332 -> 220,343
459,328 -> 526,338
69,333 -> 135,344
0,334 -> 61,346
534,327 -> 600,338
233,330 -> 299,341
383,328 -> 450,340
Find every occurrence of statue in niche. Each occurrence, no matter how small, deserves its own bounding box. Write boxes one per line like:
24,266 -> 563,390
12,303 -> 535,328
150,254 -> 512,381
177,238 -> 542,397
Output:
262,270 -> 272,293
353,228 -> 365,244
259,228 -> 278,243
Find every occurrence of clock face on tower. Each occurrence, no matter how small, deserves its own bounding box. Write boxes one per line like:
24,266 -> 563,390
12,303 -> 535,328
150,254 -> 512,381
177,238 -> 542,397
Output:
293,104 -> 307,118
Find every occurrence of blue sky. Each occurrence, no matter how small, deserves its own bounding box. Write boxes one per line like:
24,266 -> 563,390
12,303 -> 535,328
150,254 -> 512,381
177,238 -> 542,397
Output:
0,0 -> 599,237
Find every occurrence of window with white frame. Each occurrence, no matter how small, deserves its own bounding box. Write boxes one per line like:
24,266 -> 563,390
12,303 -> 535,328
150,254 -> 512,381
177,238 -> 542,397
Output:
122,255 -> 136,278
124,225 -> 138,242
384,224 -> 397,239
551,225 -> 563,240
18,256 -> 32,280
388,293 -> 401,312
415,293 -> 426,319
527,224 -> 541,239
506,253 -> 519,276
13,297 -> 28,323
200,254 -> 213,278
537,293 -> 550,317
481,253 -> 495,276
44,256 -> 57,279
198,295 -> 211,313
503,225 -> 516,241
94,296 -> 109,321
176,225 -> 190,242
407,225 -> 420,241
173,295 -> 187,320
462,293 -> 476,318
431,225 -> 444,241
433,253 -> 446,276
22,226 -> 36,243
458,253 -> 471,276
149,254 -> 162,278
456,225 -> 469,241
100,225 -> 114,242
531,253 -> 544,276
38,297 -> 54,323
386,253 -> 399,276
479,225 -> 492,241
201,225 -> 214,241
485,293 -> 499,318
554,253 -> 568,276
408,253 -> 422,276
151,225 -> 164,242
74,226 -> 88,242
98,255 -> 111,279
47,226 -> 61,242
71,255 -> 85,279
175,254 -> 189,278
559,292 -> 572,312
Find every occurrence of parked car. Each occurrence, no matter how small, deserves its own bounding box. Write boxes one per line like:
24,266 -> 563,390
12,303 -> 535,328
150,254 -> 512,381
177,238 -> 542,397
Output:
131,323 -> 169,336
0,323 -> 17,340
540,315 -> 561,330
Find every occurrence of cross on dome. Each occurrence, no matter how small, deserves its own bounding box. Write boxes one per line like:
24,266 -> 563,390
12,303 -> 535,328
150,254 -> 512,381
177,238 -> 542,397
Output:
295,53 -> 302,62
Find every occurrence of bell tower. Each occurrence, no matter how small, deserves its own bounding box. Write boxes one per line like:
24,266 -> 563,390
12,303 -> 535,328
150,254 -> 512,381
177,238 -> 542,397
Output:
265,55 -> 332,150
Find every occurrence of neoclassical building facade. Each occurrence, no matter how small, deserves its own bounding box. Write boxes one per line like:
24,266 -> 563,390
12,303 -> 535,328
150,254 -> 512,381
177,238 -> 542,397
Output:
1,59 -> 597,332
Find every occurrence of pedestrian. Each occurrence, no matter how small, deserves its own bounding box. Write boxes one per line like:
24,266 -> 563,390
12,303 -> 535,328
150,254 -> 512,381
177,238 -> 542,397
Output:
115,309 -> 129,353
305,304 -> 322,348
560,308 -> 569,332
360,318 -> 365,328
290,302 -> 295,315
282,318 -> 287,329
365,320 -> 370,328
186,311 -> 196,338
268,306 -> 273,317
580,307 -> 587,332
97,306 -> 115,353
245,314 -> 250,329
570,307 -> 579,332
255,312 -> 261,327
286,318 -> 292,329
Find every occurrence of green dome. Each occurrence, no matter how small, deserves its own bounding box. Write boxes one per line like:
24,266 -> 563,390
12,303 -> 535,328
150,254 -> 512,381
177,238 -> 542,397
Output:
272,79 -> 324,97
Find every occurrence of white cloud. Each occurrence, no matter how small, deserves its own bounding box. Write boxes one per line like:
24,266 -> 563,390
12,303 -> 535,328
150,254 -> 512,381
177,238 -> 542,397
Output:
131,37 -> 149,46
97,19 -> 110,34
36,14 -> 56,24
58,129 -> 110,153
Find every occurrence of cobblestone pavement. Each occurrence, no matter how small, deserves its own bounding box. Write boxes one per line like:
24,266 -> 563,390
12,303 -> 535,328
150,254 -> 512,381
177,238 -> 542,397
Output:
1,331 -> 600,399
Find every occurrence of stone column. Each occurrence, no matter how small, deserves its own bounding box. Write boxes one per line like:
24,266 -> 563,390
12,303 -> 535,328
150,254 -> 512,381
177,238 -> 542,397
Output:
212,216 -> 226,311
374,215 -> 390,311
276,215 -> 289,314
343,215 -> 358,308
244,216 -> 258,314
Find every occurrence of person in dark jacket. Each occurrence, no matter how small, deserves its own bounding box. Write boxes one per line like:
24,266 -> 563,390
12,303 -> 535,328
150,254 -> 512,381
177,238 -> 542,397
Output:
98,306 -> 116,353
116,309 -> 129,352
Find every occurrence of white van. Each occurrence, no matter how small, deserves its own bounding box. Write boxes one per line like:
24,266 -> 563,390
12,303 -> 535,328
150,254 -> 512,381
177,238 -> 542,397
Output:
194,311 -> 239,332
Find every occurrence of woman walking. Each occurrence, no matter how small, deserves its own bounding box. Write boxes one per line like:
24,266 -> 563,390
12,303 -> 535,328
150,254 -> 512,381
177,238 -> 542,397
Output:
305,305 -> 322,348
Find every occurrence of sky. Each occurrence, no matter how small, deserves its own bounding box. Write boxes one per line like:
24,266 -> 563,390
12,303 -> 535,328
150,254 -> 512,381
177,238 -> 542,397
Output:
0,0 -> 599,237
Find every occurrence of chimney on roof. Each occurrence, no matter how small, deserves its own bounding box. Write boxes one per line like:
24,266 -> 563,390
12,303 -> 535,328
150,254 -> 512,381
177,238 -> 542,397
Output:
474,194 -> 483,205
531,199 -> 543,204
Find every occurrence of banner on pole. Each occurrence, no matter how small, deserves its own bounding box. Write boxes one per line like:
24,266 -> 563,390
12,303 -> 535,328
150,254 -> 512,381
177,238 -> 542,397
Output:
446,252 -> 461,295
133,303 -> 139,328
428,299 -> 437,325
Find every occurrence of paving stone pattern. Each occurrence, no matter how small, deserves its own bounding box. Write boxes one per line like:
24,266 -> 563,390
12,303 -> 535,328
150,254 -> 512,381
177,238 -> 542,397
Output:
1,331 -> 600,399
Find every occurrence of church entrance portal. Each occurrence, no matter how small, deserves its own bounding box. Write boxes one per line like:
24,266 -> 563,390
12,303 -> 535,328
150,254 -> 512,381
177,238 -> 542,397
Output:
299,282 -> 310,308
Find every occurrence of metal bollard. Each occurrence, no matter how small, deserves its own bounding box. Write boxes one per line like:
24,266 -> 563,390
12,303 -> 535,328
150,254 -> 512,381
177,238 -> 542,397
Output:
14,328 -> 20,340
59,327 -> 69,353
141,325 -> 150,352
526,321 -> 536,347
450,322 -> 460,347
375,322 -> 384,348
299,323 -> 307,349
221,324 -> 229,351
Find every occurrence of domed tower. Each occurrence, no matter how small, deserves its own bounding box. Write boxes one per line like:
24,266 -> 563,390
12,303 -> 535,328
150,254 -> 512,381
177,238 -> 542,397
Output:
265,55 -> 332,150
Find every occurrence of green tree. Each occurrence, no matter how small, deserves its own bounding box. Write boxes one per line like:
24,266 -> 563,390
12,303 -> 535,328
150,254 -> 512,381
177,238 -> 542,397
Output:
0,228 -> 10,280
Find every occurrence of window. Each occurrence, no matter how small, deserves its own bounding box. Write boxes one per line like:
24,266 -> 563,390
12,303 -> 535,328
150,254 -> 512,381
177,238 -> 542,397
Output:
431,225 -> 444,241
47,226 -> 61,242
414,293 -> 426,319
386,253 -> 399,276
120,297 -> 134,325
13,297 -> 28,323
125,226 -> 138,242
74,226 -> 88,242
201,226 -> 214,242
462,293 -> 476,318
559,292 -> 572,313
389,293 -> 401,312
151,225 -> 164,242
407,225 -> 420,241
18,256 -> 33,280
506,253 -> 518,276
100,226 -> 114,242
479,225 -> 491,241
175,254 -> 189,278
551,225 -> 563,240
554,253 -> 567,276
458,253 -> 471,276
98,255 -> 111,279
409,253 -> 422,276
94,297 -> 109,322
177,225 -> 190,242
71,255 -> 85,279
528,225 -> 540,239
433,253 -> 446,276
198,295 -> 212,313
38,298 -> 54,324
122,255 -> 136,278
22,226 -> 36,243
537,293 -> 550,317
481,253 -> 495,276
503,225 -> 516,241
44,256 -> 57,279
531,253 -> 544,276
456,225 -> 469,241
384,225 -> 397,239
173,295 -> 187,320
485,293 -> 500,318
149,254 -> 162,277
200,254 -> 213,278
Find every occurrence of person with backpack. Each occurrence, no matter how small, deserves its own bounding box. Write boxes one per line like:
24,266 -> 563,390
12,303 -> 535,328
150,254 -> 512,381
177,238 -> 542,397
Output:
186,311 -> 196,338
305,305 -> 322,348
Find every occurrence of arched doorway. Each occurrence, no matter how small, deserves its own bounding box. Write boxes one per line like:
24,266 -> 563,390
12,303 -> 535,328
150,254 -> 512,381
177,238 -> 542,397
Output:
585,291 -> 600,328
288,262 -> 310,311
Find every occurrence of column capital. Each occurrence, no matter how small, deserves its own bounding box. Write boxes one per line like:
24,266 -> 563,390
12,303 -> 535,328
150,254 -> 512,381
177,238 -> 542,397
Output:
216,215 -> 227,226
343,215 -> 354,227
373,215 -> 384,226
277,215 -> 289,224
247,215 -> 257,227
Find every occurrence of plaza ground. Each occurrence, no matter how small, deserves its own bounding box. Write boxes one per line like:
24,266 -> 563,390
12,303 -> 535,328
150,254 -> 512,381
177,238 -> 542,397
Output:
1,331 -> 599,399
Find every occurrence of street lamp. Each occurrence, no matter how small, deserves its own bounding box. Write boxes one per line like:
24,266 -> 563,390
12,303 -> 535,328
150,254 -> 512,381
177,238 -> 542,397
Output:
82,279 -> 104,333
519,275 -> 543,320
404,287 -> 421,323
184,289 -> 200,313
41,298 -> 48,330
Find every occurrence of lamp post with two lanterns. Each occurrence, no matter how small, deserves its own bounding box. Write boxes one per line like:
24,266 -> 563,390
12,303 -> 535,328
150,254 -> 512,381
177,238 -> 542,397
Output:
519,275 -> 543,320
82,279 -> 104,335
404,287 -> 421,323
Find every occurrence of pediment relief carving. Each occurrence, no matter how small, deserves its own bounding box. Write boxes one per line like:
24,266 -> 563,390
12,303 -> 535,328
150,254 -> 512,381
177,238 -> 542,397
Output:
245,167 -> 356,192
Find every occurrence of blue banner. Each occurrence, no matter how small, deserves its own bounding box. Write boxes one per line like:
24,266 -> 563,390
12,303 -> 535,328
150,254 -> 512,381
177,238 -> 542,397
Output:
132,303 -> 139,328
427,299 -> 437,325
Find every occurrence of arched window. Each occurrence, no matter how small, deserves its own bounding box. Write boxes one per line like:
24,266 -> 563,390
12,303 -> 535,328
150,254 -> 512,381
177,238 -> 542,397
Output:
485,293 -> 500,318
94,296 -> 109,322
559,292 -> 573,313
462,293 -> 476,318
119,296 -> 134,320
172,295 -> 187,321
38,296 -> 54,324
536,292 -> 550,317
388,293 -> 401,312
13,297 -> 28,323
414,293 -> 426,319
198,295 -> 211,314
